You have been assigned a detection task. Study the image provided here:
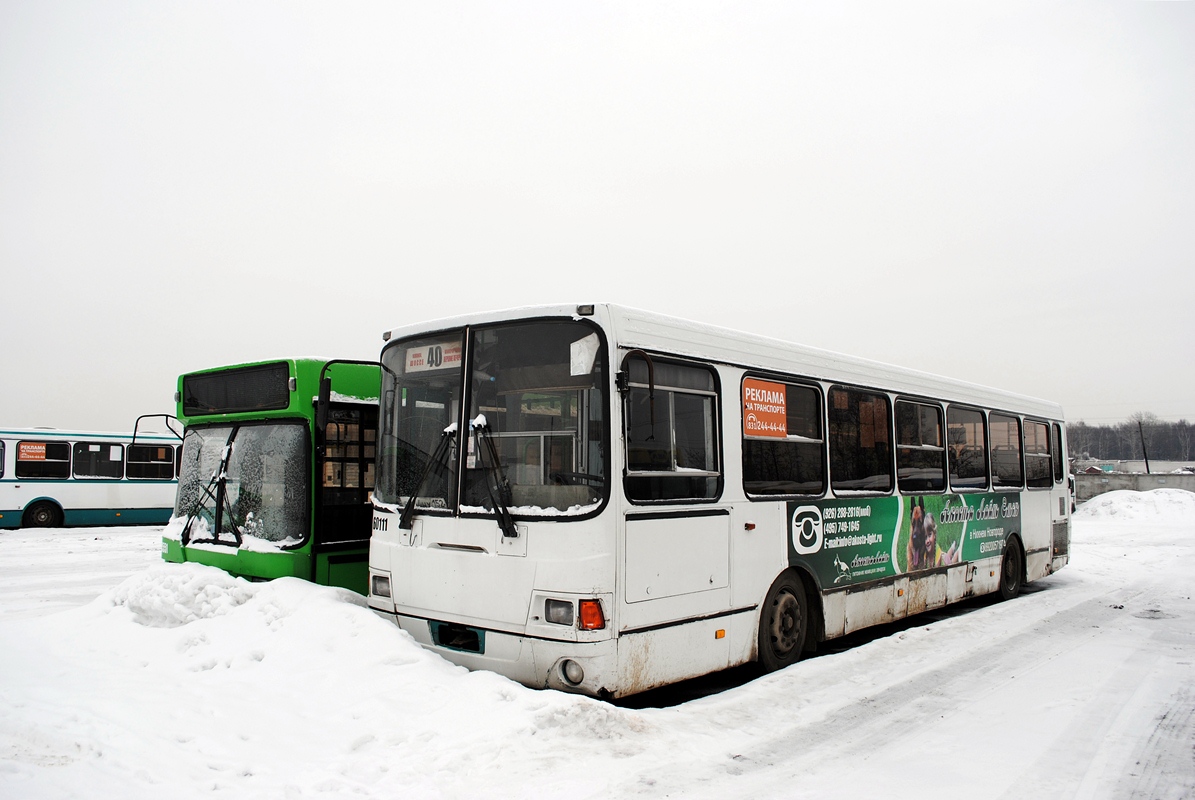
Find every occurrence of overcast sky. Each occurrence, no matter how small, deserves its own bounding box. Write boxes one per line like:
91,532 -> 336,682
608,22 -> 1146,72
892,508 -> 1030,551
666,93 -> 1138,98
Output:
2,1 -> 1192,433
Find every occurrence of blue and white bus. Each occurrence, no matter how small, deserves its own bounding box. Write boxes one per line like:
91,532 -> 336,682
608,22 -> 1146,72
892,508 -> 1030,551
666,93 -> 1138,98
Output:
0,426 -> 181,529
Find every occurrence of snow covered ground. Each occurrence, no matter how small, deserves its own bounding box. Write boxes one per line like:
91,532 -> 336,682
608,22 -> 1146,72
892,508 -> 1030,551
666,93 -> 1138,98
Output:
2,490 -> 1193,799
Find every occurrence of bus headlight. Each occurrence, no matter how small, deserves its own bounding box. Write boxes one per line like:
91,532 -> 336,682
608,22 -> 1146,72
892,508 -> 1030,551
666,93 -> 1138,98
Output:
561,659 -> 585,685
545,599 -> 574,626
371,574 -> 392,598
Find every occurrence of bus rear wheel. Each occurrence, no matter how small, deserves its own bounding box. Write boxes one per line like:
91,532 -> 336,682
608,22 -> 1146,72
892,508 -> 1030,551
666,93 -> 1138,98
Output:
24,501 -> 64,528
998,539 -> 1023,601
758,571 -> 807,672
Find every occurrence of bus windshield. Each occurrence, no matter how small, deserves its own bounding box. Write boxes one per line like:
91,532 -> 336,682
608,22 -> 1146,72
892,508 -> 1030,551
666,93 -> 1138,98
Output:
377,320 -> 607,516
175,422 -> 309,546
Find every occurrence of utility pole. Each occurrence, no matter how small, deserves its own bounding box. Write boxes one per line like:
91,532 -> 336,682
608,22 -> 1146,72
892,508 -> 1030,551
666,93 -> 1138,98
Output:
1138,420 -> 1152,474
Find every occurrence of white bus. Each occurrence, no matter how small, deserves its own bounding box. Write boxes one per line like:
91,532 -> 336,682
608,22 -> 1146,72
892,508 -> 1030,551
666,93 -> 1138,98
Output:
366,304 -> 1071,698
0,425 -> 180,529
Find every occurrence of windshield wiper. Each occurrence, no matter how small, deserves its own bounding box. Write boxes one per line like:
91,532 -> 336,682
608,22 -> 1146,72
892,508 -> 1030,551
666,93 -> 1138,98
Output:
470,415 -> 518,539
181,432 -> 241,547
181,465 -> 222,546
398,424 -> 458,531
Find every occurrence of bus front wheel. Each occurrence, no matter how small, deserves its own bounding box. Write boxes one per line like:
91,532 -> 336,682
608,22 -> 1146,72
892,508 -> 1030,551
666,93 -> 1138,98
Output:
998,539 -> 1023,601
758,571 -> 807,672
24,501 -> 63,528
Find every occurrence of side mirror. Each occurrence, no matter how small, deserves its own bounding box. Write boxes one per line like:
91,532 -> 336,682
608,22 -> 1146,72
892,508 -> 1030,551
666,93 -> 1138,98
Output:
315,376 -> 332,433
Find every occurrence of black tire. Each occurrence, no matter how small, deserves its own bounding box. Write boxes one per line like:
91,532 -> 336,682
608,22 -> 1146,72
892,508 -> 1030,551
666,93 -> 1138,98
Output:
758,571 -> 808,672
998,538 -> 1023,601
23,501 -> 64,528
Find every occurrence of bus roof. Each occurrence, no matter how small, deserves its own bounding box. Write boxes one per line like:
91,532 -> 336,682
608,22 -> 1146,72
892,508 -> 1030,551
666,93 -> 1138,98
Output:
382,303 -> 1065,421
0,428 -> 180,441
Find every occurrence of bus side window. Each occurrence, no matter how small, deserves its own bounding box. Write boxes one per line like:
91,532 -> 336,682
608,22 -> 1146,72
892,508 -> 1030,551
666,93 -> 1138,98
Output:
16,441 -> 71,479
742,379 -> 825,498
989,414 -> 1023,489
1025,421 -> 1052,488
828,386 -> 892,494
323,409 -> 377,496
127,445 -> 175,480
72,442 -> 125,479
624,360 -> 720,502
946,407 -> 988,491
1052,423 -> 1065,483
895,401 -> 945,493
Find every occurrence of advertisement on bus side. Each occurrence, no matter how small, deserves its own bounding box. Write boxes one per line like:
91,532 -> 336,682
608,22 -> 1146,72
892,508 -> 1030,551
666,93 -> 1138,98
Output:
787,492 -> 1021,589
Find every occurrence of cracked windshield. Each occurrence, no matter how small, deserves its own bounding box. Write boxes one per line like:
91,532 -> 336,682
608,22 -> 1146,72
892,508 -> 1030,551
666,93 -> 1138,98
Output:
175,423 -> 308,545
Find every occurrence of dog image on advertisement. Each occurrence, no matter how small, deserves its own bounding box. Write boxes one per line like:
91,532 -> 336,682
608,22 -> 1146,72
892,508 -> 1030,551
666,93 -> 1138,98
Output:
906,497 -> 927,571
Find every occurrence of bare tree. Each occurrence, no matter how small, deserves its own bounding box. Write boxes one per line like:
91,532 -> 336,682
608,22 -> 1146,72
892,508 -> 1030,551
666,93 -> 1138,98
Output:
1175,420 -> 1192,461
1068,415 -> 1194,463
1128,411 -> 1162,464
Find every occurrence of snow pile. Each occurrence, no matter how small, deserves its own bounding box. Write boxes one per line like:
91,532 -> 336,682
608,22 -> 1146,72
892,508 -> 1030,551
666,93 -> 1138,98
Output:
105,563 -> 258,628
0,564 -> 661,799
1074,488 -> 1195,523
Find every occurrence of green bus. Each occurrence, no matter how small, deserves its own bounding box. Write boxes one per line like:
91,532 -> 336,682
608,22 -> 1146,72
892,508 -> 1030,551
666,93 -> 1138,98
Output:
162,359 -> 380,594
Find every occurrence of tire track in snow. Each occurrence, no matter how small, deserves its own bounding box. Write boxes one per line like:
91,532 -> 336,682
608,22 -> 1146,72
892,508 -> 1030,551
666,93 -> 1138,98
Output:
628,587 -> 1159,799
762,594 -> 1130,756
1116,674 -> 1195,799
714,579 -> 1191,800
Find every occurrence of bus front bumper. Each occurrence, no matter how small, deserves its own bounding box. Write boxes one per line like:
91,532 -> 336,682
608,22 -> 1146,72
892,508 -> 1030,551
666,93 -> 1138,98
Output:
369,607 -> 618,697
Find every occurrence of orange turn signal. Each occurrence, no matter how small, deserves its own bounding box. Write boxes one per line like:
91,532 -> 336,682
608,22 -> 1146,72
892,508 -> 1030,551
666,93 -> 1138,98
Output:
579,599 -> 606,630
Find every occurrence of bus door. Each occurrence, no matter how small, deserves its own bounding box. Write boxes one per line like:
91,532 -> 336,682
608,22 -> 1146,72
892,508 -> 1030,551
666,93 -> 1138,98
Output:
315,404 -> 379,592
619,355 -> 732,667
1019,419 -> 1063,582
1049,423 -> 1071,570
620,508 -> 732,682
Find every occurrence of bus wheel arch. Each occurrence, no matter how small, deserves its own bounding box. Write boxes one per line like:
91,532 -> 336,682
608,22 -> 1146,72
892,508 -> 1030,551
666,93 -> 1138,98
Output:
998,534 -> 1025,601
757,569 -> 811,672
795,567 -> 823,653
23,500 -> 64,528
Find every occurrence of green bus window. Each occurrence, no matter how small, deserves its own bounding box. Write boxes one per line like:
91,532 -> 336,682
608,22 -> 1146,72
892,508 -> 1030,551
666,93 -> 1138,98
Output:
182,362 -> 290,416
323,406 -> 378,495
217,424 -> 308,544
175,427 -> 232,537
